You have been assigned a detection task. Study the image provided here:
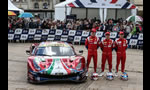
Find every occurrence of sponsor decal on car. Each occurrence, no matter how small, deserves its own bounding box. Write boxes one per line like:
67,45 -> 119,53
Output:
39,42 -> 70,47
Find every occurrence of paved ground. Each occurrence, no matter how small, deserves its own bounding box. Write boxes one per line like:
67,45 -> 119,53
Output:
8,43 -> 143,90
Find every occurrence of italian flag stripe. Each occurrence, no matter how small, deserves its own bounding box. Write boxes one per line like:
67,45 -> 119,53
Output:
47,59 -> 55,74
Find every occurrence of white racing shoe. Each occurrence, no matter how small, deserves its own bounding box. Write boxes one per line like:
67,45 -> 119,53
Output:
114,72 -> 118,77
86,72 -> 88,77
98,72 -> 104,77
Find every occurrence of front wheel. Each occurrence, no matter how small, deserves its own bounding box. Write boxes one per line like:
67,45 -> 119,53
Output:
73,76 -> 87,83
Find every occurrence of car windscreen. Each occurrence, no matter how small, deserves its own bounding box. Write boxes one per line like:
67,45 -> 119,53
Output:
34,46 -> 75,56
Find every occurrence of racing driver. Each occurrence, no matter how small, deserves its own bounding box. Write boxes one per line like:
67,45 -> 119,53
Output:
99,32 -> 114,76
114,31 -> 128,77
85,28 -> 100,76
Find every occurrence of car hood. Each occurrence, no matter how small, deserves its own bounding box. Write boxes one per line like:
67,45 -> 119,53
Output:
28,56 -> 83,75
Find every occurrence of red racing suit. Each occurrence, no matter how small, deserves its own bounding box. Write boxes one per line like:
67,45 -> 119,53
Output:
114,38 -> 128,73
99,39 -> 114,72
85,36 -> 100,72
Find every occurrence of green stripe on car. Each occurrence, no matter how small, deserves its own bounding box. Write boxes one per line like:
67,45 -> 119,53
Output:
47,59 -> 55,74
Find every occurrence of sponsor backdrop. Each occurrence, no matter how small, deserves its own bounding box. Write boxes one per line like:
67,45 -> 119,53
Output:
67,0 -> 136,9
8,29 -> 143,46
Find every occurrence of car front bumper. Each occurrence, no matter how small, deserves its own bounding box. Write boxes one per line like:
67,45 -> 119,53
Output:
28,69 -> 87,83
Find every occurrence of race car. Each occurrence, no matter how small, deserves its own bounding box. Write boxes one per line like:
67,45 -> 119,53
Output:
26,41 -> 87,83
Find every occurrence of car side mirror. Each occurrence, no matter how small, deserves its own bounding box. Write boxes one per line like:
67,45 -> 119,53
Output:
26,50 -> 31,55
78,50 -> 83,55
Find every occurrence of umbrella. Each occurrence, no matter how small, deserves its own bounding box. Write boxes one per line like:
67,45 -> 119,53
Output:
18,12 -> 34,18
8,11 -> 16,16
126,15 -> 143,22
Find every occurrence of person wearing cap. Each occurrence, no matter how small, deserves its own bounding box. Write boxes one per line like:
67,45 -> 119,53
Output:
85,28 -> 100,76
114,31 -> 128,77
99,32 -> 114,76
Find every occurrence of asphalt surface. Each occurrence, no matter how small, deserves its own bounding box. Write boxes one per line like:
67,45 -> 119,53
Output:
8,43 -> 143,90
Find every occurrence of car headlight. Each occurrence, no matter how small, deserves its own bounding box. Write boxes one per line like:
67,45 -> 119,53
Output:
76,59 -> 82,70
33,60 -> 41,71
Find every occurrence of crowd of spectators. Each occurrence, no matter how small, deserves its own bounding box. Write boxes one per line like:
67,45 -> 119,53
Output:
8,17 -> 143,35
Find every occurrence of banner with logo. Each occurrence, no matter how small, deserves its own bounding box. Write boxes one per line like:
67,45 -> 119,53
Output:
14,29 -> 22,34
8,29 -> 143,46
28,29 -> 36,34
67,0 -> 136,9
